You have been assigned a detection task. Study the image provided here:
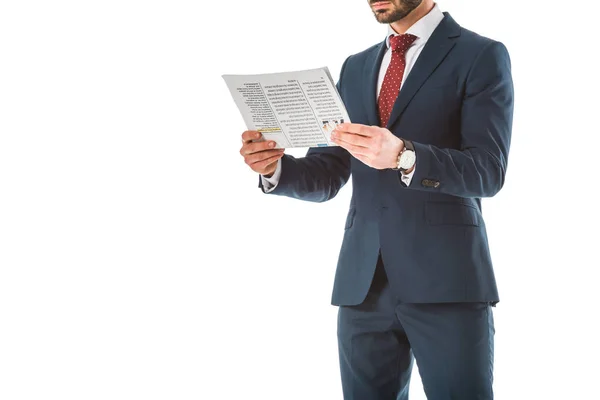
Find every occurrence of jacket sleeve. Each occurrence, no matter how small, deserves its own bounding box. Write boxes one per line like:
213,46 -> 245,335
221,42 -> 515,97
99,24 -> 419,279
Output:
405,40 -> 514,198
259,58 -> 352,203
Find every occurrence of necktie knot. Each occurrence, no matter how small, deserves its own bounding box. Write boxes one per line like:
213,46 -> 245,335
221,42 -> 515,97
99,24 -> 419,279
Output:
389,33 -> 417,54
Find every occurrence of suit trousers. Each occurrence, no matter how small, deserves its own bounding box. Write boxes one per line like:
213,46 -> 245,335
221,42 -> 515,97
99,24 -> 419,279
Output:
337,257 -> 495,400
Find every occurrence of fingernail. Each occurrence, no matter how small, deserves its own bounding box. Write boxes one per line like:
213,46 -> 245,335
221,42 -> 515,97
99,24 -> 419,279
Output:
254,133 -> 260,139
269,142 -> 275,148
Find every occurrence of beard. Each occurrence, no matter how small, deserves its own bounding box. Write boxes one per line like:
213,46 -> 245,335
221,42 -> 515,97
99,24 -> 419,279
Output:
371,0 -> 423,24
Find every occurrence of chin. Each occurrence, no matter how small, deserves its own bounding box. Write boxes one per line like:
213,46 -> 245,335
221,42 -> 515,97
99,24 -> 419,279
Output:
374,10 -> 392,22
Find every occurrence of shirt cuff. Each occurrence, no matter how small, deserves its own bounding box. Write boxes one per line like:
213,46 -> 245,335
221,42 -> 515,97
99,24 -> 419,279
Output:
400,166 -> 415,186
261,159 -> 282,193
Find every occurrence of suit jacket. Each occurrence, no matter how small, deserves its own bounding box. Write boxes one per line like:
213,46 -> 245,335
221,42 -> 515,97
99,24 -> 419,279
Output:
260,13 -> 514,306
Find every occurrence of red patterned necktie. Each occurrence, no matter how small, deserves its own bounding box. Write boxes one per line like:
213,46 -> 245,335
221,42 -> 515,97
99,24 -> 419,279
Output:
378,33 -> 417,127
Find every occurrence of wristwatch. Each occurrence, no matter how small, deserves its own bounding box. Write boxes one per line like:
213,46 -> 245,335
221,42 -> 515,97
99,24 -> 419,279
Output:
395,139 -> 416,173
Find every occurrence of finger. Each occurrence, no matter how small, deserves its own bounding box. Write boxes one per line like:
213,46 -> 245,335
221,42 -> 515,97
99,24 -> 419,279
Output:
335,123 -> 377,137
331,131 -> 370,148
245,148 -> 284,165
262,159 -> 280,174
241,140 -> 278,156
332,137 -> 371,157
241,130 -> 262,143
251,152 -> 285,173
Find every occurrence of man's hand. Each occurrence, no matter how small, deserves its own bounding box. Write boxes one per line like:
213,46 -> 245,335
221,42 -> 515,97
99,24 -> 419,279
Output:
330,123 -> 404,170
240,131 -> 285,177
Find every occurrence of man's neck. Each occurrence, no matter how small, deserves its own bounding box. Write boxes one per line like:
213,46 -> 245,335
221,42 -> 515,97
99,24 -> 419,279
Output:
389,1 -> 435,34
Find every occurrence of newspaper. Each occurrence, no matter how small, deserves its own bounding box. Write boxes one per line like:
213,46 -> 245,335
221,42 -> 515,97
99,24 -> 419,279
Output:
222,67 -> 350,148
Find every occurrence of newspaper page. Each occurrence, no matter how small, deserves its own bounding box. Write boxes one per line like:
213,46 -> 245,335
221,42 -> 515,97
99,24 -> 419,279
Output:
222,67 -> 350,148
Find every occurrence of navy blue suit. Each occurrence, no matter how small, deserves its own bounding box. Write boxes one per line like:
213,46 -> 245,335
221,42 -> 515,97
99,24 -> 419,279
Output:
260,12 -> 513,400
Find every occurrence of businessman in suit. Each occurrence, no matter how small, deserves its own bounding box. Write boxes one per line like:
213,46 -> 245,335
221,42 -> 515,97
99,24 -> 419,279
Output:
239,1 -> 513,399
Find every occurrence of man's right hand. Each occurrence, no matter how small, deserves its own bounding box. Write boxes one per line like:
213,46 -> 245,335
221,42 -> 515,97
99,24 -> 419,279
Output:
239,131 -> 285,177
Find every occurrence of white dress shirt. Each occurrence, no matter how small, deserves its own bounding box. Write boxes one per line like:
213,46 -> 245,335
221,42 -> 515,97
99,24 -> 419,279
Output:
262,4 -> 444,192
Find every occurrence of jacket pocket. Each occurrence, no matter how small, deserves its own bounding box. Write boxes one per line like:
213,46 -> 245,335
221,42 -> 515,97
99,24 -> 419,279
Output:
425,202 -> 480,227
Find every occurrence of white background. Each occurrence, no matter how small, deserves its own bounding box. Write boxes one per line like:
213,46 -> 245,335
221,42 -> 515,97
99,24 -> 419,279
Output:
1,0 -> 599,399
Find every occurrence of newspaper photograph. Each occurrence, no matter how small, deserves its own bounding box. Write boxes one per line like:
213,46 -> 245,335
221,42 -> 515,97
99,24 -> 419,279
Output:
222,67 -> 350,148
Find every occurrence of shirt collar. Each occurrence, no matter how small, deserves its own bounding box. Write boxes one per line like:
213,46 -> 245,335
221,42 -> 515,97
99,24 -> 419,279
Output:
385,3 -> 444,48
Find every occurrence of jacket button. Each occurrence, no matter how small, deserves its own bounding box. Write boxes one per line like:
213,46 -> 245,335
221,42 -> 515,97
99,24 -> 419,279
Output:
422,179 -> 440,188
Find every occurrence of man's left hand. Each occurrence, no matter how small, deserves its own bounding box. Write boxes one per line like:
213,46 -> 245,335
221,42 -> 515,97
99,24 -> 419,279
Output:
330,123 -> 403,170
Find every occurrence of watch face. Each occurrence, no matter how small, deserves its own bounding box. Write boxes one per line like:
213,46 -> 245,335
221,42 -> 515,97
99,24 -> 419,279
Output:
399,150 -> 416,169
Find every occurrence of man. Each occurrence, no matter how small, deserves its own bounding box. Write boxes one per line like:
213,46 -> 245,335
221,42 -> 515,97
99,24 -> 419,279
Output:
239,0 -> 513,398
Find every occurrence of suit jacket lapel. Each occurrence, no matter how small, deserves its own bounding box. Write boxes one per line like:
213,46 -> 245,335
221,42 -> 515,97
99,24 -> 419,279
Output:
386,13 -> 461,129
362,40 -> 387,127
